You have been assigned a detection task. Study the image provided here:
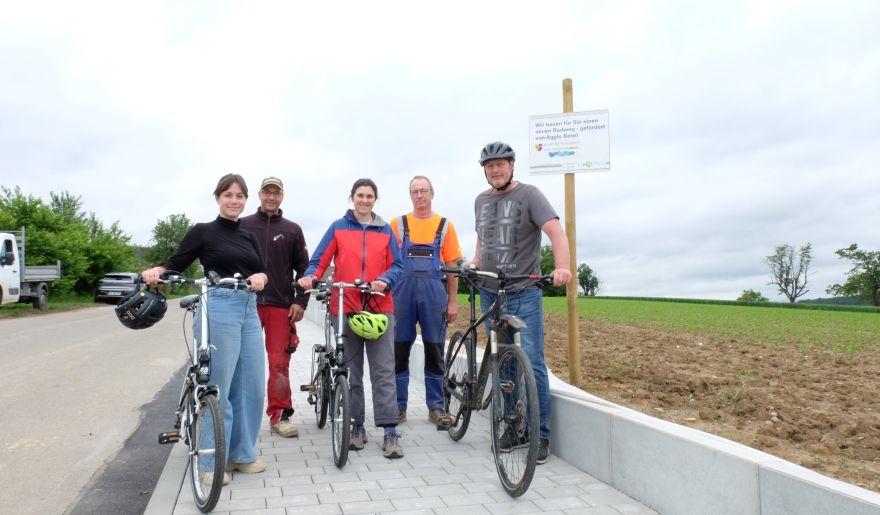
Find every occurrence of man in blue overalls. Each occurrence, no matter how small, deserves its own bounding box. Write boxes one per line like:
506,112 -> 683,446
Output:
392,176 -> 463,425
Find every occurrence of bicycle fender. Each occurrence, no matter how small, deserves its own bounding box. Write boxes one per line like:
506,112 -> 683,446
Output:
498,314 -> 527,331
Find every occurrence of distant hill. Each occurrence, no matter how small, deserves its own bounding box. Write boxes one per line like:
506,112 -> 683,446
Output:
797,296 -> 869,306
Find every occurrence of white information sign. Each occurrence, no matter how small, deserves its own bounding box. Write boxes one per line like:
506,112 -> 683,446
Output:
529,109 -> 610,174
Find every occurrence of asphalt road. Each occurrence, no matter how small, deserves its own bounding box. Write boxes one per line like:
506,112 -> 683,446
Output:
0,304 -> 189,515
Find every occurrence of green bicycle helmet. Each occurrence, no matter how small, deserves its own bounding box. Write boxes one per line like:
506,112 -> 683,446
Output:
348,311 -> 389,340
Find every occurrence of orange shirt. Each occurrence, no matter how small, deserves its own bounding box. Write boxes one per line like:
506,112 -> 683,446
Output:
390,214 -> 463,264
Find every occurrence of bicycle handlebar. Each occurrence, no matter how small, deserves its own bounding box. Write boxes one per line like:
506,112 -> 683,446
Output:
143,271 -> 252,291
304,279 -> 386,298
440,265 -> 553,289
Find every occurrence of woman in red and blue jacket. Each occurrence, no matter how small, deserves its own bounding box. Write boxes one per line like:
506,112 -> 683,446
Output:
298,178 -> 405,458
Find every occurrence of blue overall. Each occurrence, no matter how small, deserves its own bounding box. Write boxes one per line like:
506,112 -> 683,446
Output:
393,216 -> 448,412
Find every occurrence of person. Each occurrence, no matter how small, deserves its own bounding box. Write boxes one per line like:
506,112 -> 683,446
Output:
471,142 -> 572,465
390,176 -> 462,425
142,173 -> 269,485
240,176 -> 310,439
297,178 -> 405,458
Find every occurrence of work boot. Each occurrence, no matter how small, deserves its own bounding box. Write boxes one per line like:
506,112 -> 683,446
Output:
382,431 -> 404,459
427,409 -> 450,426
349,425 -> 367,450
398,410 -> 407,423
271,416 -> 299,438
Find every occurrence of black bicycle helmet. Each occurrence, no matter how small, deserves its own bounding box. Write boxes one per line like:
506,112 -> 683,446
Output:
479,141 -> 516,166
115,287 -> 167,330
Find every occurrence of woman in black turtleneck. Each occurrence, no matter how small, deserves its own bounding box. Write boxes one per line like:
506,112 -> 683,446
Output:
142,174 -> 269,485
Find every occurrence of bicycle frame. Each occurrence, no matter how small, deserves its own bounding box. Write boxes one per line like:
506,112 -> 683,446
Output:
443,267 -> 548,414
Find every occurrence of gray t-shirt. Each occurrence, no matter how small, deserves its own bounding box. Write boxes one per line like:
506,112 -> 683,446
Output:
475,183 -> 558,292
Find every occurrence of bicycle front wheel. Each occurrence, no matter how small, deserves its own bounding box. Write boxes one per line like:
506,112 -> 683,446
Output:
189,392 -> 226,512
315,365 -> 330,428
444,330 -> 473,441
331,375 -> 351,468
490,345 -> 539,498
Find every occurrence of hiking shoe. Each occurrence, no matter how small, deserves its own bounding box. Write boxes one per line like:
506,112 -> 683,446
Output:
497,427 -> 529,453
201,471 -> 231,486
271,418 -> 299,438
349,426 -> 367,450
536,438 -> 550,464
427,409 -> 450,425
382,432 -> 404,459
226,460 -> 266,473
398,410 -> 407,423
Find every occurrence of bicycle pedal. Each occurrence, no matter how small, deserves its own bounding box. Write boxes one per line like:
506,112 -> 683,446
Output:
158,431 -> 180,444
300,384 -> 316,392
499,380 -> 515,394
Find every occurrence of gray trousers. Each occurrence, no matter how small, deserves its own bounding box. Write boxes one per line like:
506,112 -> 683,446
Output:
334,313 -> 399,427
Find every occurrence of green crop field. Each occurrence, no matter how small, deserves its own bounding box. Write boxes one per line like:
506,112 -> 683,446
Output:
542,297 -> 880,354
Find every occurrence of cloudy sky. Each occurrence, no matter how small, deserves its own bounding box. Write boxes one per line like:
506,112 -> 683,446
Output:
2,1 -> 878,301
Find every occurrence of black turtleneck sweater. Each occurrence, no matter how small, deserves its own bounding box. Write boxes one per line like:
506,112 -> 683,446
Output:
162,216 -> 265,279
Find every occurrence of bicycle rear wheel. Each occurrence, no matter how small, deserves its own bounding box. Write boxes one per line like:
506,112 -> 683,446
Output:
490,345 -> 539,498
189,392 -> 225,512
331,374 -> 351,468
444,330 -> 473,441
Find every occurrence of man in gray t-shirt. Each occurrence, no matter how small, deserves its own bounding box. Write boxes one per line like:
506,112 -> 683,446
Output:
472,141 -> 572,465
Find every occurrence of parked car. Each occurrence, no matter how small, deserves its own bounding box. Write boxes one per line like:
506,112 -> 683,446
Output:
95,272 -> 140,303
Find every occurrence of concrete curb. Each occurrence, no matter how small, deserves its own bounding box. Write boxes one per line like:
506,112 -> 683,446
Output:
143,439 -> 186,515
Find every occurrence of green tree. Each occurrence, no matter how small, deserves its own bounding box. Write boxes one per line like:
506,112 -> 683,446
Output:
540,245 -> 566,296
0,186 -> 134,295
826,244 -> 880,306
766,243 -> 812,303
737,289 -> 768,302
577,263 -> 599,296
146,214 -> 198,277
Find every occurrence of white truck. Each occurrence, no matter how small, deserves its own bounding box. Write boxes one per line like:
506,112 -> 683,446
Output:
0,227 -> 62,310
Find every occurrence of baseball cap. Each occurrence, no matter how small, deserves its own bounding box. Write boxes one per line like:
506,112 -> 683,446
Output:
260,176 -> 284,192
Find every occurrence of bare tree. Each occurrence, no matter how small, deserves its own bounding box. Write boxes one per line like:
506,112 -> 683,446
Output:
766,243 -> 812,303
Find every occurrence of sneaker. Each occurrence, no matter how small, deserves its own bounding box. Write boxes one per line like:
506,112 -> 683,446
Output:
497,427 -> 529,453
536,438 -> 550,464
201,471 -> 231,486
271,418 -> 299,438
226,460 -> 267,474
382,432 -> 404,459
349,426 -> 367,450
398,410 -> 407,423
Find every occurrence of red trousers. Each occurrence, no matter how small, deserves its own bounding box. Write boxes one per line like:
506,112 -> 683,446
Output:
257,305 -> 299,425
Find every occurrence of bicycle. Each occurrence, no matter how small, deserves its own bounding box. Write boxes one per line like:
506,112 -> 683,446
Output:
300,279 -> 384,468
156,272 -> 249,512
440,266 -> 552,497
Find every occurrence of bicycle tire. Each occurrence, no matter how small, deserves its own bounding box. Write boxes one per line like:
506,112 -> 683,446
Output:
189,392 -> 225,512
490,345 -> 539,498
443,330 -> 473,441
315,365 -> 330,428
331,374 -> 351,468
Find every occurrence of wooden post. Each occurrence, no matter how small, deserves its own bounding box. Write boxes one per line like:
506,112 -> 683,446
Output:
562,78 -> 581,385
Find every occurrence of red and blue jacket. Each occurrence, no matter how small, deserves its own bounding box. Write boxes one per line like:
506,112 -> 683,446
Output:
305,210 -> 403,315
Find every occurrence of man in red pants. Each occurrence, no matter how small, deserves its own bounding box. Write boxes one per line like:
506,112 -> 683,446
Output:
241,177 -> 310,438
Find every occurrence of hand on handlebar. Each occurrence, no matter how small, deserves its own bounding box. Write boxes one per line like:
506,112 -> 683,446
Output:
141,266 -> 167,286
247,272 -> 268,292
297,276 -> 315,290
370,279 -> 388,293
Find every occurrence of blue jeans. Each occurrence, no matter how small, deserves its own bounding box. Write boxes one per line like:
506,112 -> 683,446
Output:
195,288 -> 265,466
480,287 -> 551,440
